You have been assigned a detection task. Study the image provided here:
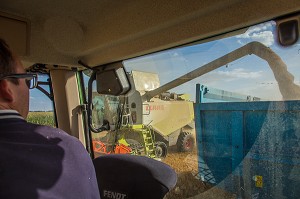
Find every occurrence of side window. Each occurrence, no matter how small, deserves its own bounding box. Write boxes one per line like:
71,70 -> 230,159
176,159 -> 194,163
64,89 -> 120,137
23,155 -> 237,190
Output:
27,74 -> 56,127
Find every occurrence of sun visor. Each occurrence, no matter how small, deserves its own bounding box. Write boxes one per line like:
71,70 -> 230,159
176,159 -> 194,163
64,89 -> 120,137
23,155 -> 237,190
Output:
0,12 -> 30,56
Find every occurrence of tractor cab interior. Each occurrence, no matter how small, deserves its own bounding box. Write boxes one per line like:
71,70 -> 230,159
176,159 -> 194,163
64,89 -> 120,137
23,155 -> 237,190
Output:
1,1 -> 300,198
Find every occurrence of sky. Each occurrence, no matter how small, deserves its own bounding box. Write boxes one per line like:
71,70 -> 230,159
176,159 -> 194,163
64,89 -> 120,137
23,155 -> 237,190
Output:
29,21 -> 300,111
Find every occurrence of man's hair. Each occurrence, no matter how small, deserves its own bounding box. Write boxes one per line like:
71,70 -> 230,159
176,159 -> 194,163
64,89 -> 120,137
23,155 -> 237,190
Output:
0,38 -> 18,84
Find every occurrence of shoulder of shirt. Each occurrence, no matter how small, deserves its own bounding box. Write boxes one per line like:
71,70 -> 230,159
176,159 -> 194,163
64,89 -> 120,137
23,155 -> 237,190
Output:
29,123 -> 70,136
0,110 -> 84,146
27,122 -> 80,141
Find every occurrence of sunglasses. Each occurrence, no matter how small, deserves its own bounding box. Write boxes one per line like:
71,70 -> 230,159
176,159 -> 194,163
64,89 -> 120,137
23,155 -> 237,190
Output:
0,73 -> 38,89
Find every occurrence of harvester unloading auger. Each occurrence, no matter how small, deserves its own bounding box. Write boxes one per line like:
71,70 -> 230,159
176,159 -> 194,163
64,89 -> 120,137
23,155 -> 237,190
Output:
92,41 -> 300,159
142,41 -> 300,102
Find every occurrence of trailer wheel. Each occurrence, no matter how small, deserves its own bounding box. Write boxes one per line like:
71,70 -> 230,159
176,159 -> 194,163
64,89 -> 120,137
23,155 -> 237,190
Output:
176,132 -> 195,152
155,142 -> 168,159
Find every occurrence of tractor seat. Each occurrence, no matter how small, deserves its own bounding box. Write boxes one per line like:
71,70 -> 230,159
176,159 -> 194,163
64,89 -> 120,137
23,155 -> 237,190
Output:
93,154 -> 177,199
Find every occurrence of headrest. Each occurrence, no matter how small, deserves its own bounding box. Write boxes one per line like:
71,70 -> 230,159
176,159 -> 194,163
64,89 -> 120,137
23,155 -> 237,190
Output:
93,154 -> 177,199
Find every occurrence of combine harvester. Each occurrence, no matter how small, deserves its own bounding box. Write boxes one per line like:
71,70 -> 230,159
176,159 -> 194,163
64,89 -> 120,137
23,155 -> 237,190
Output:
91,71 -> 195,159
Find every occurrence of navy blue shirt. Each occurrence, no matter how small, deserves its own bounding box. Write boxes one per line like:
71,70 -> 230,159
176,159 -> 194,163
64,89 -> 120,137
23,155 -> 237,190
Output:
0,110 -> 100,199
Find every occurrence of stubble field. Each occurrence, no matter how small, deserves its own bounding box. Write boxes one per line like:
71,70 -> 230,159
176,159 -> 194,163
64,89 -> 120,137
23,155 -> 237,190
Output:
163,146 -> 235,199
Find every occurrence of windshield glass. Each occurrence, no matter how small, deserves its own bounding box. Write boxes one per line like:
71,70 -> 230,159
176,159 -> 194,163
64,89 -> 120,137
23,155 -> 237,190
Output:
84,20 -> 300,199
120,20 -> 300,199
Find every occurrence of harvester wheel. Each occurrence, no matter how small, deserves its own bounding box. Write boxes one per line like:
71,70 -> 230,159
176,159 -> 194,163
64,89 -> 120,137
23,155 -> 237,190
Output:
176,132 -> 195,152
155,142 -> 168,159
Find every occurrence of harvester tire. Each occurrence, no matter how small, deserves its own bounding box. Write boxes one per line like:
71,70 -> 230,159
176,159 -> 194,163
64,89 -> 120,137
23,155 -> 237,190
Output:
176,132 -> 195,152
155,142 -> 168,159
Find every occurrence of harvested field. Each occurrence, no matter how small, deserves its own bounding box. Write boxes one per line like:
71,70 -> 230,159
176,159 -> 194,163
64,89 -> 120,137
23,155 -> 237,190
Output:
163,146 -> 235,199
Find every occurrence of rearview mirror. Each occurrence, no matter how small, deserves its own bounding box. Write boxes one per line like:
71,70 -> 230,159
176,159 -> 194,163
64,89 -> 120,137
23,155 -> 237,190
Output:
96,64 -> 130,96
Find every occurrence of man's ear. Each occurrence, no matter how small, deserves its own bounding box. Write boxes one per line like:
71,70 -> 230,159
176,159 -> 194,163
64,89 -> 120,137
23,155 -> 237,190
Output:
0,80 -> 14,102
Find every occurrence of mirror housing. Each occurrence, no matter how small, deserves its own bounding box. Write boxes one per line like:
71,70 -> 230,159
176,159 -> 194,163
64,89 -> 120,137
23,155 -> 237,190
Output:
276,13 -> 299,46
96,62 -> 130,96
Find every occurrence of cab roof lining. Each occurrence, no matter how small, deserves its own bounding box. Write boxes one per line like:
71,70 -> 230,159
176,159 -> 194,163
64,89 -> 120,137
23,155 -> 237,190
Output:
1,0 -> 300,69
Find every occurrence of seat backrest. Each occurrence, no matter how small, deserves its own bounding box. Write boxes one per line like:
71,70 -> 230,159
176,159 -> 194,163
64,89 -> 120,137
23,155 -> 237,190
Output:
93,154 -> 177,199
